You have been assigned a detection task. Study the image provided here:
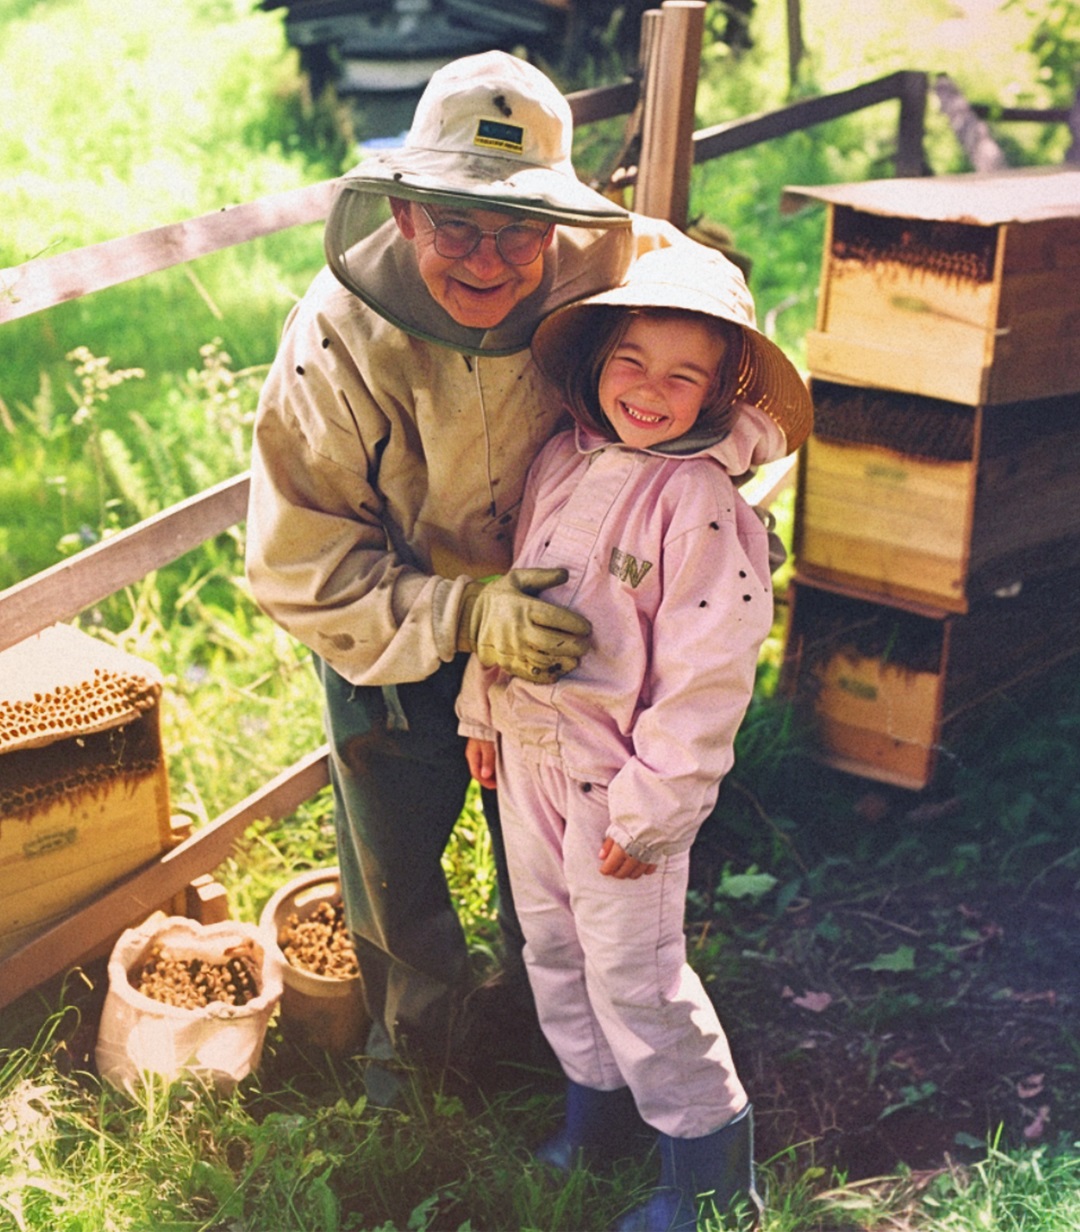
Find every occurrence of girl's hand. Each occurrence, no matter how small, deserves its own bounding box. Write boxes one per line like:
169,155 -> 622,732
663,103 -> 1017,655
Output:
598,836 -> 657,879
465,737 -> 497,790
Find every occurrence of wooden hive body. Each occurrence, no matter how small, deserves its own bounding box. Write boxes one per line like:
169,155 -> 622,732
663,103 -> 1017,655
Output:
780,573 -> 1080,790
794,379 -> 1080,612
0,625 -> 172,959
786,167 -> 1080,406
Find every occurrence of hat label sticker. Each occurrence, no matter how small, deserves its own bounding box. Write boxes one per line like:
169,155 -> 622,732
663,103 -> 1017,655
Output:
475,118 -> 525,155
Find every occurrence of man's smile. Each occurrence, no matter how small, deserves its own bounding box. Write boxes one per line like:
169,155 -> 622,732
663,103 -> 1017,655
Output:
453,278 -> 510,296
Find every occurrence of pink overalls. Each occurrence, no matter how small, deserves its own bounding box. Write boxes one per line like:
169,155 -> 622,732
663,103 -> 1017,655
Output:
457,416 -> 775,1137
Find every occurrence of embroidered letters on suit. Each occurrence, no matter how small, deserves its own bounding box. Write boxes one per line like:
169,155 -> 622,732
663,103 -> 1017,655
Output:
609,546 -> 653,588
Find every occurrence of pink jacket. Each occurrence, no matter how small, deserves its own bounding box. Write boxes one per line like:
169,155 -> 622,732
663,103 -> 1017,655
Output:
456,412 -> 776,862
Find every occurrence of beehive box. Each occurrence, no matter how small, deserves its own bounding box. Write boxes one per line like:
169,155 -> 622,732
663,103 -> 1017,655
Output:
784,167 -> 1080,406
780,571 -> 1080,790
793,379 -> 1080,612
0,625 -> 172,960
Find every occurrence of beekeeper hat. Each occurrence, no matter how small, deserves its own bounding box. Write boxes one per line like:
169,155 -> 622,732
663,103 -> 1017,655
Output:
531,244 -> 814,454
327,51 -> 629,228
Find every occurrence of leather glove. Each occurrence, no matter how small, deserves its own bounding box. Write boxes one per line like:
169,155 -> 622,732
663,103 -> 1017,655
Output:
456,568 -> 592,683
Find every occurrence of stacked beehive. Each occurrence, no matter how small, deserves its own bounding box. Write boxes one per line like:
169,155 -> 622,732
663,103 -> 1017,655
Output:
779,166 -> 1080,789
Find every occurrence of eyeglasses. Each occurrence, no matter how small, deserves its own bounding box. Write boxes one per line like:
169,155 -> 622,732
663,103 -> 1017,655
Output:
418,204 -> 552,265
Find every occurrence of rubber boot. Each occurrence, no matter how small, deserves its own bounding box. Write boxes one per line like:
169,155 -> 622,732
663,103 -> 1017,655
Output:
615,1104 -> 763,1231
535,1081 -> 649,1172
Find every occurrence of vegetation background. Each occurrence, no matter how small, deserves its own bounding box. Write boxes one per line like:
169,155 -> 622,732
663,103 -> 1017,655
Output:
2,0 -> 1079,1228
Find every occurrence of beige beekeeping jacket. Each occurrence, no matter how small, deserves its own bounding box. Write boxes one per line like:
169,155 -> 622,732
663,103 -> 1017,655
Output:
245,213 -> 684,685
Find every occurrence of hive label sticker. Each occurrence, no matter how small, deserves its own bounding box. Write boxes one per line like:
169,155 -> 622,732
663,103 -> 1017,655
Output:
25,827 -> 78,858
837,675 -> 878,702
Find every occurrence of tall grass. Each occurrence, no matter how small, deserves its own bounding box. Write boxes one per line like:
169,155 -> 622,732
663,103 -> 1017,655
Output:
0,1047 -> 649,1232
0,0 -> 351,494
809,1140 -> 1080,1232
0,0 -> 353,855
5,1027 -> 1079,1231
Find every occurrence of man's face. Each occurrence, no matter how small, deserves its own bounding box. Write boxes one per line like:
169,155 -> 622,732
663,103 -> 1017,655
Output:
392,200 -> 553,329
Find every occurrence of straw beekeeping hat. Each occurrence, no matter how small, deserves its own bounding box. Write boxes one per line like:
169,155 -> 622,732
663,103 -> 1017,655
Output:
532,244 -> 814,454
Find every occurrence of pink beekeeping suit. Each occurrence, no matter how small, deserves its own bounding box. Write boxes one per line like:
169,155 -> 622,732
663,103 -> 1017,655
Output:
456,407 -> 779,1136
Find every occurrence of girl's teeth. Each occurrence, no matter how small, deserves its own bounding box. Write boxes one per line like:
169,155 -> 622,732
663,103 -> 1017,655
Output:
624,403 -> 662,423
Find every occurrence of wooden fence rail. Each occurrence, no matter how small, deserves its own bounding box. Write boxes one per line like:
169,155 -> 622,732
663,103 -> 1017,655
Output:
1,51 -> 1068,1007
692,70 -> 930,178
0,474 -> 250,656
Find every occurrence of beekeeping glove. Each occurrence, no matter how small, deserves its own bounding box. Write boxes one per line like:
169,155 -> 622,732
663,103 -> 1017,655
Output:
456,568 -> 591,683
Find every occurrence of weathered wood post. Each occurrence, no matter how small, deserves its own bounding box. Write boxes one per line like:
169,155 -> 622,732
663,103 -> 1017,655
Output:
1068,86 -> 1080,165
894,70 -> 929,177
934,73 -> 1008,172
634,0 -> 706,226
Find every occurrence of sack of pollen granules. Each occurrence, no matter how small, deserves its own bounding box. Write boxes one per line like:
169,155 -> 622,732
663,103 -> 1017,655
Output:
95,913 -> 282,1093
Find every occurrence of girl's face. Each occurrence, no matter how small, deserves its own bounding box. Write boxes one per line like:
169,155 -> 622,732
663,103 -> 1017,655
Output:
597,315 -> 728,448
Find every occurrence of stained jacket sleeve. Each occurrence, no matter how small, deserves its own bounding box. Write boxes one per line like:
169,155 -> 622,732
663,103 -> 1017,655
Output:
244,279 -> 472,686
603,490 -> 773,862
455,657 -> 498,741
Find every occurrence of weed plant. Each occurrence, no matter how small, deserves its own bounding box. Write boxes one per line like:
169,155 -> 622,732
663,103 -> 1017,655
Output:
808,1137 -> 1080,1232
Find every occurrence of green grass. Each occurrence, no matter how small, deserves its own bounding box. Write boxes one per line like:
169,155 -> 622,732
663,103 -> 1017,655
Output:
0,993 -> 648,1231
805,1141 -> 1080,1232
0,2 -> 346,604
5,1027 -> 1079,1231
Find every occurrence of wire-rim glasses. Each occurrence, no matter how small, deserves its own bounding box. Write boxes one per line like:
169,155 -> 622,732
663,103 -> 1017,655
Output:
418,204 -> 552,265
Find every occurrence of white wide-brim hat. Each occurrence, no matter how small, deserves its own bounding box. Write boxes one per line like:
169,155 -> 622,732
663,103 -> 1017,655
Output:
328,50 -> 629,227
532,245 -> 814,454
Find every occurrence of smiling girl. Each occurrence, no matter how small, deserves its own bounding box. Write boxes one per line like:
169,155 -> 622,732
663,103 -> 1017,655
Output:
455,243 -> 812,1230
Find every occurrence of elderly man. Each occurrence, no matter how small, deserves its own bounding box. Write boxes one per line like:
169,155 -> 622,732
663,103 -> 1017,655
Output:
245,51 -> 688,1087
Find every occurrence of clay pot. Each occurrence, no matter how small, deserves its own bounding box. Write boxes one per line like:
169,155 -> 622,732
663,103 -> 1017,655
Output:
260,867 -> 367,1053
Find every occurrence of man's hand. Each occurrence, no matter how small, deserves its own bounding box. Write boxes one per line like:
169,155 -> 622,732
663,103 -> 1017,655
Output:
465,737 -> 497,790
598,837 -> 657,880
457,568 -> 591,683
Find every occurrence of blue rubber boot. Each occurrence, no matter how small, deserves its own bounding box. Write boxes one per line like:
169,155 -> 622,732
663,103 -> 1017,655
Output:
615,1105 -> 762,1231
535,1081 -> 648,1172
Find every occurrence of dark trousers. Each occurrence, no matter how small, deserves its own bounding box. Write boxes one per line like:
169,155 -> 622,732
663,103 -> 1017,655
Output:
314,654 -> 521,1063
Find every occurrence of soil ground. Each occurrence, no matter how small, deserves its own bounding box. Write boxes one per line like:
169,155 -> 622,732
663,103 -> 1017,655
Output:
690,762 -> 1080,1186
